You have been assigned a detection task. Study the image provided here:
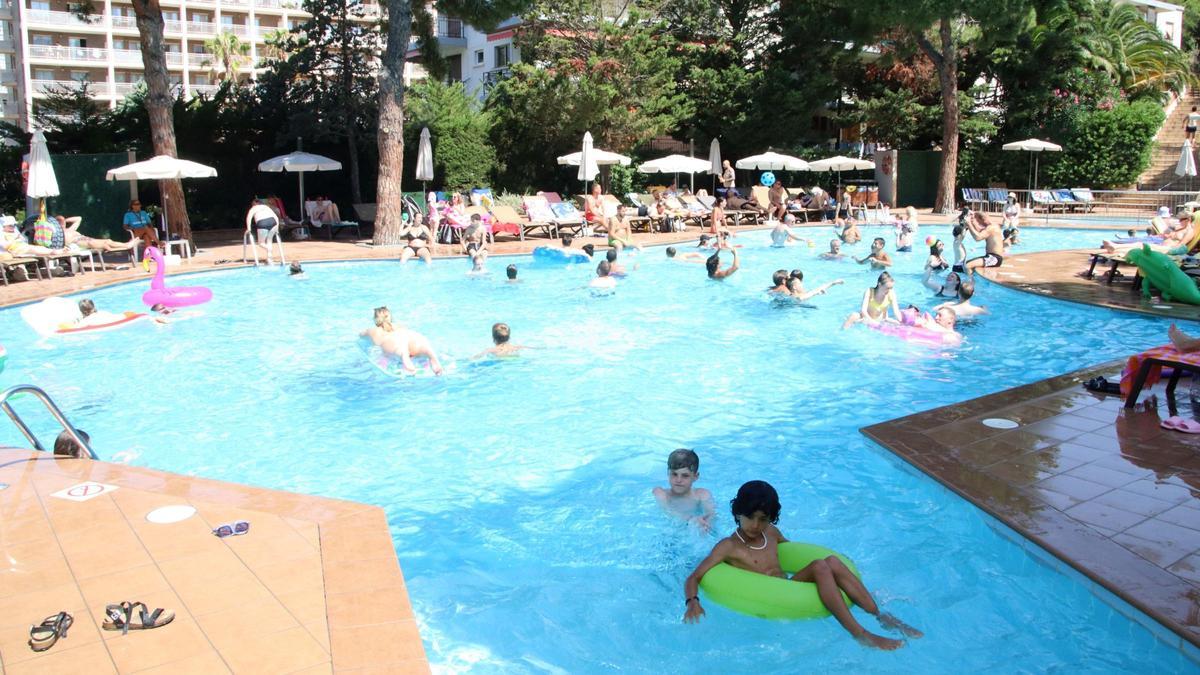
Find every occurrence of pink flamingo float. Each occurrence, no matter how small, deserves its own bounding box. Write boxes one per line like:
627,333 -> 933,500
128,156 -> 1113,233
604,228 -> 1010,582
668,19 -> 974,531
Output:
141,246 -> 212,308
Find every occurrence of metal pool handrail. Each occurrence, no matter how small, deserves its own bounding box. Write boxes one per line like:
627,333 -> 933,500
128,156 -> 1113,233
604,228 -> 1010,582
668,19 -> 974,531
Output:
0,384 -> 97,460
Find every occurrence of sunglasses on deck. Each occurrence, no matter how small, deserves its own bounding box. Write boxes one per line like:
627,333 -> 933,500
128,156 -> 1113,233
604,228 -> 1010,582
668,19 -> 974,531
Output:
212,520 -> 250,538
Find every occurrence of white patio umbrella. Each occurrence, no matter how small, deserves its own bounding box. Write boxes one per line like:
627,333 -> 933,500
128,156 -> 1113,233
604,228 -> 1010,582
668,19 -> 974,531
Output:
556,147 -> 631,169
106,154 -> 217,238
807,155 -> 875,190
26,130 -> 59,218
1001,138 -> 1062,191
257,150 -> 341,222
415,127 -> 434,193
735,151 -> 809,171
638,154 -> 711,174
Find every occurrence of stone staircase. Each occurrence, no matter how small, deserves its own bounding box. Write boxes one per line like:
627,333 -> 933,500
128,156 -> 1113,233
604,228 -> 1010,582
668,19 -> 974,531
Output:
1138,91 -> 1200,192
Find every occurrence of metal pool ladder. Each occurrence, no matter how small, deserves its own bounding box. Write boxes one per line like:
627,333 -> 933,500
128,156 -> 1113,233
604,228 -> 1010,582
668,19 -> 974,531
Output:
1,384 -> 97,460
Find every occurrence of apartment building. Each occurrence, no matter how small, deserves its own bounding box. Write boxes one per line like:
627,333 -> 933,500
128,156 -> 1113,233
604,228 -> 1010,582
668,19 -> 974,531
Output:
0,0 -> 390,131
405,12 -> 519,100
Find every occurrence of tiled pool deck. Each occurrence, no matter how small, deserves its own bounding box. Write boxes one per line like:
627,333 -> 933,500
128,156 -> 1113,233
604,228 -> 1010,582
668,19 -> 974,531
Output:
0,448 -> 428,673
863,364 -> 1200,653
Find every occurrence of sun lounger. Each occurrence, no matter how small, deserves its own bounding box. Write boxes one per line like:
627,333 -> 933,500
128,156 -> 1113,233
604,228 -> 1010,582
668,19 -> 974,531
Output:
1071,188 -> 1097,213
493,204 -> 556,240
1030,190 -> 1058,213
1121,344 -> 1200,410
304,201 -> 361,240
1052,189 -> 1082,212
525,195 -> 584,237
1,256 -> 44,285
960,188 -> 986,211
987,188 -> 1008,212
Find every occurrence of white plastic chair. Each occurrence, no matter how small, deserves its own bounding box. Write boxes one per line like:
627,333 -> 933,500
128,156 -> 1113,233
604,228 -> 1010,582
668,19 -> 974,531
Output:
242,224 -> 287,266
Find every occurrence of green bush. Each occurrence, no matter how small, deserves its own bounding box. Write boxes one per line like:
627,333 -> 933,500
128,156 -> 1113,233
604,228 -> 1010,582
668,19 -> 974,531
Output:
406,80 -> 497,192
1042,100 -> 1163,188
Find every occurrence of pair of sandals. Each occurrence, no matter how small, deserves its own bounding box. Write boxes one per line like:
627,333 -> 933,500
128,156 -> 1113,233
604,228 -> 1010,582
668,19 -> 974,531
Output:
1083,376 -> 1122,395
26,602 -> 175,652
1162,416 -> 1200,433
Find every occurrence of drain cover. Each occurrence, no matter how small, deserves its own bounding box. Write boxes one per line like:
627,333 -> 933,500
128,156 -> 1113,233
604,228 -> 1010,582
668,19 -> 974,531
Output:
146,505 -> 197,524
982,418 -> 1019,429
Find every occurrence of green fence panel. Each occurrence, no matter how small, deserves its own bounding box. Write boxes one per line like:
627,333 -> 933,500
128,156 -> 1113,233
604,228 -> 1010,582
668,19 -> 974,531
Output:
42,153 -> 132,240
896,150 -> 941,208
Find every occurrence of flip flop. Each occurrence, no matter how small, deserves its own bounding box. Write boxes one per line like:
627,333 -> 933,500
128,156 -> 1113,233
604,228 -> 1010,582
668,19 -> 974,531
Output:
102,601 -> 174,635
1170,418 -> 1200,434
28,611 -> 72,652
1162,416 -> 1185,430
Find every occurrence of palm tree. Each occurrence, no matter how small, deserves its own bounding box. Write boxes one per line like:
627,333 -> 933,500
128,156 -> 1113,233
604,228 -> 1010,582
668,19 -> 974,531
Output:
1049,0 -> 1193,95
203,31 -> 251,83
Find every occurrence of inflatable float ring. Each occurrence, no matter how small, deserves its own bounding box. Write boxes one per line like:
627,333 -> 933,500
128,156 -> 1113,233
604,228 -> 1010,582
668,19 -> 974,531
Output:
699,542 -> 858,620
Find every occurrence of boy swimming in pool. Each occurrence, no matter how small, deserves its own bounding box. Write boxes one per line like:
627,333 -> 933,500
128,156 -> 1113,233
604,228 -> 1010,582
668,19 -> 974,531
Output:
682,480 -> 922,650
653,449 -> 715,531
473,322 -> 529,359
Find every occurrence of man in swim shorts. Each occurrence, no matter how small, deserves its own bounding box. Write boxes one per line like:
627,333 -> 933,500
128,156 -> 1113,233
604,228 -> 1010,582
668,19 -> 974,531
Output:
681,480 -> 922,650
964,211 -> 1004,274
934,281 -> 988,318
652,448 -> 715,531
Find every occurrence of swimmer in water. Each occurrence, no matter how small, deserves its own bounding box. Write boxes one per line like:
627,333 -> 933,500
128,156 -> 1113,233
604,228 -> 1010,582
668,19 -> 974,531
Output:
770,215 -> 810,247
855,237 -> 892,270
666,246 -> 705,262
767,269 -> 791,295
933,281 -> 988,318
705,246 -> 739,280
923,268 -> 961,298
289,262 -> 306,278
473,322 -> 530,359
506,264 -> 519,283
786,269 -> 843,301
590,259 -> 617,290
360,306 -> 444,375
682,480 -> 922,650
819,239 -> 845,260
652,448 -> 715,532
842,271 -> 900,329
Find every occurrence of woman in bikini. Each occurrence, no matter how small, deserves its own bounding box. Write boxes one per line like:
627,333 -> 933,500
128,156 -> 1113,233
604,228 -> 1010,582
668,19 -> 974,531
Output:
843,271 -> 901,329
398,212 -> 433,264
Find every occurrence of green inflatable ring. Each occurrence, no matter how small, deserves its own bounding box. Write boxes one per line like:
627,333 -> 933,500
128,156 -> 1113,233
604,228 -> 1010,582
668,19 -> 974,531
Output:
699,542 -> 858,620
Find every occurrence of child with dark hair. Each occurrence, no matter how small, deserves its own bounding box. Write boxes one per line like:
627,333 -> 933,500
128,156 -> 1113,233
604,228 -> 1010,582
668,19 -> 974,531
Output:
682,480 -> 922,650
768,269 -> 790,294
506,264 -> 518,281
667,246 -> 705,263
605,247 -> 628,276
590,259 -> 616,291
53,428 -> 91,459
652,449 -> 715,530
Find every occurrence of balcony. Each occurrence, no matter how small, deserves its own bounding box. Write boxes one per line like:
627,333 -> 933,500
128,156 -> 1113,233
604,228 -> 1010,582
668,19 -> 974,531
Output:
112,81 -> 144,95
31,79 -> 106,96
111,15 -> 137,31
190,83 -> 219,96
482,67 -> 509,85
25,9 -> 106,30
165,51 -> 185,66
186,20 -> 219,36
28,44 -> 108,63
437,17 -> 463,39
112,47 -> 142,64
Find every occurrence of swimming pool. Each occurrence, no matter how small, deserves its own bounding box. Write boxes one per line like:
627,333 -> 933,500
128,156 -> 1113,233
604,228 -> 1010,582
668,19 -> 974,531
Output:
1,225 -> 1194,672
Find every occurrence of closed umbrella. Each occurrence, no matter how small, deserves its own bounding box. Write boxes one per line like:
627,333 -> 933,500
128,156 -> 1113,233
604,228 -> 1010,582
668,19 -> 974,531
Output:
708,139 -> 721,192
106,155 -> 217,241
808,155 -> 875,191
1001,138 -> 1062,191
257,150 -> 342,223
26,130 -> 59,218
415,127 -> 434,193
1177,140 -> 1197,192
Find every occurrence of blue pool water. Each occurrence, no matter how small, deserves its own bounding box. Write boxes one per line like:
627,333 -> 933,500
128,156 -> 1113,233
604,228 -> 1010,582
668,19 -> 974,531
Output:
1,225 -> 1196,672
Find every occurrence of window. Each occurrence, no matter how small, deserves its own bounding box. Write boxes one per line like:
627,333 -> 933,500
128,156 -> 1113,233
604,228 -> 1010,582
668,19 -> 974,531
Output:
68,37 -> 87,48
162,10 -> 179,21
193,74 -> 210,85
34,69 -> 53,80
164,43 -> 180,53
474,49 -> 483,66
32,35 -> 52,46
220,16 -> 233,25
494,44 -> 510,68
70,70 -> 87,82
191,12 -> 208,23
31,1 -> 50,10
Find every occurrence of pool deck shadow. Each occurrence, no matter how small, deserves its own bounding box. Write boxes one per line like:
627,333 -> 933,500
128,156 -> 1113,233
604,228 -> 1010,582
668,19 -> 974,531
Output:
862,361 -> 1200,653
0,448 -> 429,673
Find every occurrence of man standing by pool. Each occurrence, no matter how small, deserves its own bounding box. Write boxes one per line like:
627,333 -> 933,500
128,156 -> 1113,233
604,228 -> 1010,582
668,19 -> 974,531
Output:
963,211 -> 1005,275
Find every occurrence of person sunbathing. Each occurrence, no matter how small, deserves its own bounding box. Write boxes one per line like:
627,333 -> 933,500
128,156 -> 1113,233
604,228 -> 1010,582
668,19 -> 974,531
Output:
2,219 -> 67,257
1168,324 -> 1200,352
59,216 -> 136,253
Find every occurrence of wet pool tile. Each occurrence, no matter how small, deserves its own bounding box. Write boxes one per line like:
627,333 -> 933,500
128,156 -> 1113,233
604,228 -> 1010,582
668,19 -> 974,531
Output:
1035,474 -> 1114,502
1063,463 -> 1143,490
1064,500 -> 1149,534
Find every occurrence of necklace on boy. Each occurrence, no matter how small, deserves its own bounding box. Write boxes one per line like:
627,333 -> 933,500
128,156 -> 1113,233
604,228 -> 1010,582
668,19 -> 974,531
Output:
735,528 -> 767,550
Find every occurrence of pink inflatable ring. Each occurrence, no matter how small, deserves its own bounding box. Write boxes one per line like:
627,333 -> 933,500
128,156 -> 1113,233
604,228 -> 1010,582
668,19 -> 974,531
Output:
141,246 -> 212,308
